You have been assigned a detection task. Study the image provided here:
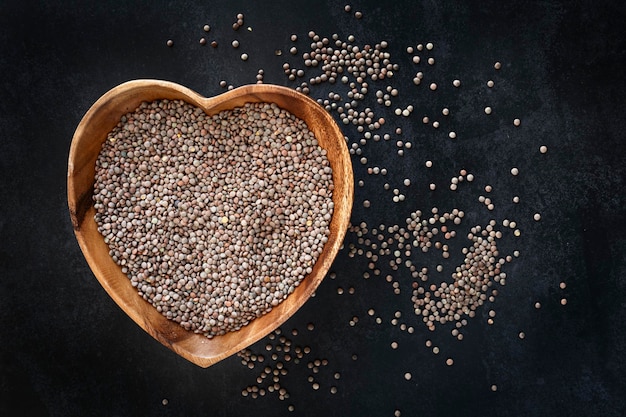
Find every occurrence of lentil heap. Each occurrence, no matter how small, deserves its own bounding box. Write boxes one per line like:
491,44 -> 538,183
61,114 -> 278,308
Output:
93,100 -> 334,338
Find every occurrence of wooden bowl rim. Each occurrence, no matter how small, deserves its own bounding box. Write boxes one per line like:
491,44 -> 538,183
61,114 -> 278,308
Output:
67,79 -> 353,367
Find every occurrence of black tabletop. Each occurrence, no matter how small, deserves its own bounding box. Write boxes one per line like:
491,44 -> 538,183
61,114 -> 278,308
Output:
2,1 -> 625,416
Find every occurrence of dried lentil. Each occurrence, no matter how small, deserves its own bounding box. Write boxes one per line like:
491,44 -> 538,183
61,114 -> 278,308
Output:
94,101 -> 334,338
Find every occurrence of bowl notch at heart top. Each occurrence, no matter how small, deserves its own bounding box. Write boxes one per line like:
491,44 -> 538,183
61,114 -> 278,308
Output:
67,79 -> 353,368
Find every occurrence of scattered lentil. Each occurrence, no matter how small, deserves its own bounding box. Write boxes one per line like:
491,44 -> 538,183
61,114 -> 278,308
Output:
221,22 -> 544,408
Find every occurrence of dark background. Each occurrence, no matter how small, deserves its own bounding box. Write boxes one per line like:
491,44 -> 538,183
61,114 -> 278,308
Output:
1,0 -> 625,416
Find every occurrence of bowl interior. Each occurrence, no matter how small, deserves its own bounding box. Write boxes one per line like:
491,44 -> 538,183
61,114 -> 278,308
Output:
67,80 -> 353,368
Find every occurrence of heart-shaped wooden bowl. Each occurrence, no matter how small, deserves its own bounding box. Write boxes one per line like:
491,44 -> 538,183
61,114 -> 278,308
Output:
67,80 -> 353,368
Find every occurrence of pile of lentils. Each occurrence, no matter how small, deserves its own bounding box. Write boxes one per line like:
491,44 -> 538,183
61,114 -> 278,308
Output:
93,99 -> 334,338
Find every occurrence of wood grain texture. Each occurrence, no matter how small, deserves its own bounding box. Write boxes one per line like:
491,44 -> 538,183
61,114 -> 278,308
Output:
67,80 -> 354,368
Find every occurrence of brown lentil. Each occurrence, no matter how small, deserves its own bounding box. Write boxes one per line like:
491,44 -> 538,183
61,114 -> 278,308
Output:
94,101 -> 334,338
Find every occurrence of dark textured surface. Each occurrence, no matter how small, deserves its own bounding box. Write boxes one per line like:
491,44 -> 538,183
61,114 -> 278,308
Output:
1,1 -> 625,416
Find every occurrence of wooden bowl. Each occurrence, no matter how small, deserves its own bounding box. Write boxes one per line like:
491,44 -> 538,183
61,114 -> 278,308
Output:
67,80 -> 353,368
